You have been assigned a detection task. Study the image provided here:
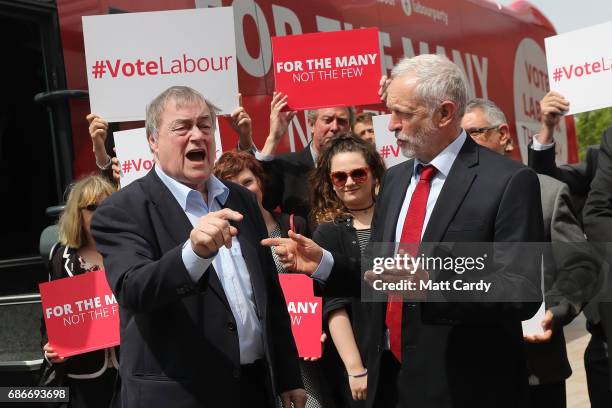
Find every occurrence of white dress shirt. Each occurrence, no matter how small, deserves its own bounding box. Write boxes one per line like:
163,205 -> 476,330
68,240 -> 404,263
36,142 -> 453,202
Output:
155,165 -> 264,364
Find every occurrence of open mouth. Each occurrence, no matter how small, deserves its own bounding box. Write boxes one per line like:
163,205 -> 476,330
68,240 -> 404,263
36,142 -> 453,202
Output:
186,149 -> 206,162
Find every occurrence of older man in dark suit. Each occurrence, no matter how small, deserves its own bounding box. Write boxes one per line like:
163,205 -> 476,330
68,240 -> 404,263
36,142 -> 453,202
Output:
462,98 -> 597,408
264,54 -> 544,408
91,86 -> 305,408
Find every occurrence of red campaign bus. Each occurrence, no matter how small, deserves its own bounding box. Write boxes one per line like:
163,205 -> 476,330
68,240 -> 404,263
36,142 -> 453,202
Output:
0,0 -> 576,384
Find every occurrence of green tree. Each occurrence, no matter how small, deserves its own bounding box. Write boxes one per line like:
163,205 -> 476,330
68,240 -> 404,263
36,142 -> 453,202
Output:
575,107 -> 612,160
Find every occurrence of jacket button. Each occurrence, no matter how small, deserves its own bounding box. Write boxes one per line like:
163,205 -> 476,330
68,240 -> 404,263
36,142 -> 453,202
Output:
228,321 -> 237,331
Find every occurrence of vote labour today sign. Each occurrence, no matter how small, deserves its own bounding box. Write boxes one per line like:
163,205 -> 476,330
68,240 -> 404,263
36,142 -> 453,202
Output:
83,7 -> 238,122
272,28 -> 382,111
39,270 -> 119,358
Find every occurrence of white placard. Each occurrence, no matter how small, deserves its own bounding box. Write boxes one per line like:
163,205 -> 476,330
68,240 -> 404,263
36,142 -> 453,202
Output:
373,114 -> 408,168
545,21 -> 612,115
113,122 -> 223,188
521,258 -> 546,336
83,7 -> 238,122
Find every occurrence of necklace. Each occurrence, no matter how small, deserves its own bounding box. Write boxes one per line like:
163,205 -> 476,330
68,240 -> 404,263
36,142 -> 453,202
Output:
347,202 -> 374,212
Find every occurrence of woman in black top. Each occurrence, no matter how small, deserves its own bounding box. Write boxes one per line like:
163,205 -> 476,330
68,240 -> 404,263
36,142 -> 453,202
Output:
41,174 -> 118,408
310,133 -> 386,407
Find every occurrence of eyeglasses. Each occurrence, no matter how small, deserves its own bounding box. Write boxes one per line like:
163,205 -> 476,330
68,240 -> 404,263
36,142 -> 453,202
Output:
466,125 -> 500,138
330,167 -> 369,187
82,204 -> 98,212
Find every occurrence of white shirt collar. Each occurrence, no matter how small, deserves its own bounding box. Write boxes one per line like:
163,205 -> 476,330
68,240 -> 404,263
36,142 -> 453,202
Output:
154,165 -> 229,210
413,129 -> 467,178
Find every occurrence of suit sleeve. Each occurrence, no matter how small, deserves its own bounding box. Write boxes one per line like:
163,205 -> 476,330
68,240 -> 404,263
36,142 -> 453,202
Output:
244,191 -> 302,393
584,128 -> 612,244
546,183 -> 598,326
528,143 -> 589,197
91,202 -> 200,313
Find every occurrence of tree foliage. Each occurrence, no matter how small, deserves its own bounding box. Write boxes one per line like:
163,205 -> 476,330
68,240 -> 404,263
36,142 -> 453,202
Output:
575,107 -> 612,160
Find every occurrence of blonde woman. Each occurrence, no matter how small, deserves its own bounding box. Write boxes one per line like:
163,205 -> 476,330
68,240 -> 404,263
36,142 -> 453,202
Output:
40,175 -> 117,408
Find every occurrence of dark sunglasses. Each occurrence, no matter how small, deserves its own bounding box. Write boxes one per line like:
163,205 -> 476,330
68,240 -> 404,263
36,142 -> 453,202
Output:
82,204 -> 99,212
330,167 -> 369,187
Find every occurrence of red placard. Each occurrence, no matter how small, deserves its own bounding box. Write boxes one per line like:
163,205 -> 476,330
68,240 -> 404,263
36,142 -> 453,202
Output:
39,270 -> 120,358
279,274 -> 322,358
272,28 -> 381,111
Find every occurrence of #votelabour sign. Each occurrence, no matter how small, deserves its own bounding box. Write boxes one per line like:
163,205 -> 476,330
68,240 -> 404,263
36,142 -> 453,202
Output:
272,28 -> 382,110
83,7 -> 238,122
545,21 -> 612,115
39,270 -> 119,358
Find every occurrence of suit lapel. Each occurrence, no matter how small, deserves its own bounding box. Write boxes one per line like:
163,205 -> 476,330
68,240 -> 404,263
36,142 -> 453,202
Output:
145,170 -> 232,312
224,189 -> 267,320
382,160 -> 414,242
422,137 -> 478,243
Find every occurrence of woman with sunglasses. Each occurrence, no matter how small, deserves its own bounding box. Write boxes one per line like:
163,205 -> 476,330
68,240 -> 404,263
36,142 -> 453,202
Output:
310,133 -> 386,406
40,175 -> 118,407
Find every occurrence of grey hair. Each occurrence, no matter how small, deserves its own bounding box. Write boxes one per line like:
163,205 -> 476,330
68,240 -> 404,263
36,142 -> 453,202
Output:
391,54 -> 468,120
465,98 -> 508,126
145,86 -> 219,140
307,106 -> 356,126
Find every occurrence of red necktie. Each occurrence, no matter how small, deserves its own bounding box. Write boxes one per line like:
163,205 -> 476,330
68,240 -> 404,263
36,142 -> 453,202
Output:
386,164 -> 437,362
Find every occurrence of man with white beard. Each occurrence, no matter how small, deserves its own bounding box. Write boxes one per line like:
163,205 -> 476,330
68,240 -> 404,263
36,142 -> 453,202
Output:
262,54 -> 544,407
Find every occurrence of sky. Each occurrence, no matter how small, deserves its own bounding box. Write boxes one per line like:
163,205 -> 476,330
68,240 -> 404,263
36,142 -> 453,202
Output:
498,0 -> 612,34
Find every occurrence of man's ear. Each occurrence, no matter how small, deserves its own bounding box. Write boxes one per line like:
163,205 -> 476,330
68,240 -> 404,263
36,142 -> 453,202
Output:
148,133 -> 158,154
498,124 -> 511,146
436,101 -> 457,128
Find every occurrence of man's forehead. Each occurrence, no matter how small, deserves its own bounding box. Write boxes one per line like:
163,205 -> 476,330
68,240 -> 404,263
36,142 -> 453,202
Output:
386,75 -> 421,108
163,99 -> 210,118
318,107 -> 349,118
462,109 -> 489,126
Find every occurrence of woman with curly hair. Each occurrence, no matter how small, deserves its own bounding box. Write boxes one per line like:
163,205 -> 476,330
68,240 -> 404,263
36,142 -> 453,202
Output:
310,133 -> 386,407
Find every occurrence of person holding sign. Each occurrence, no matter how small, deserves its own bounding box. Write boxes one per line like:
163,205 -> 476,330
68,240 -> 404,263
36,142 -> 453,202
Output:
91,86 -> 305,408
263,54 -> 544,408
310,133 -> 386,405
238,91 -> 354,223
87,113 -> 121,185
40,174 -> 118,408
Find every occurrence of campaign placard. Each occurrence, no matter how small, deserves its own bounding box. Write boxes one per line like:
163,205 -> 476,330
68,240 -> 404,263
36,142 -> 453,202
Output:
545,21 -> 612,115
278,274 -> 321,358
373,114 -> 408,168
83,7 -> 238,122
39,270 -> 119,358
113,124 -> 223,188
272,28 -> 382,110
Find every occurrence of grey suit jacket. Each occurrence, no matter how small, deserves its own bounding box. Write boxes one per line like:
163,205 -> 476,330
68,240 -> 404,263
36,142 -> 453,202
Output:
526,174 -> 590,384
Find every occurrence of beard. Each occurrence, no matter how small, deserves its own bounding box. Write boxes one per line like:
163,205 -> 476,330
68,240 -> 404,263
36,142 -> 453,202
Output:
395,120 -> 437,159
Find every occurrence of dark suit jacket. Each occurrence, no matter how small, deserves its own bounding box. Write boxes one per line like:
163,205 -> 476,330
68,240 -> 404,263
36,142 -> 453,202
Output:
261,145 -> 315,221
526,174 -> 597,384
323,136 -> 544,408
583,126 -> 612,389
91,169 -> 301,408
528,142 -> 599,217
